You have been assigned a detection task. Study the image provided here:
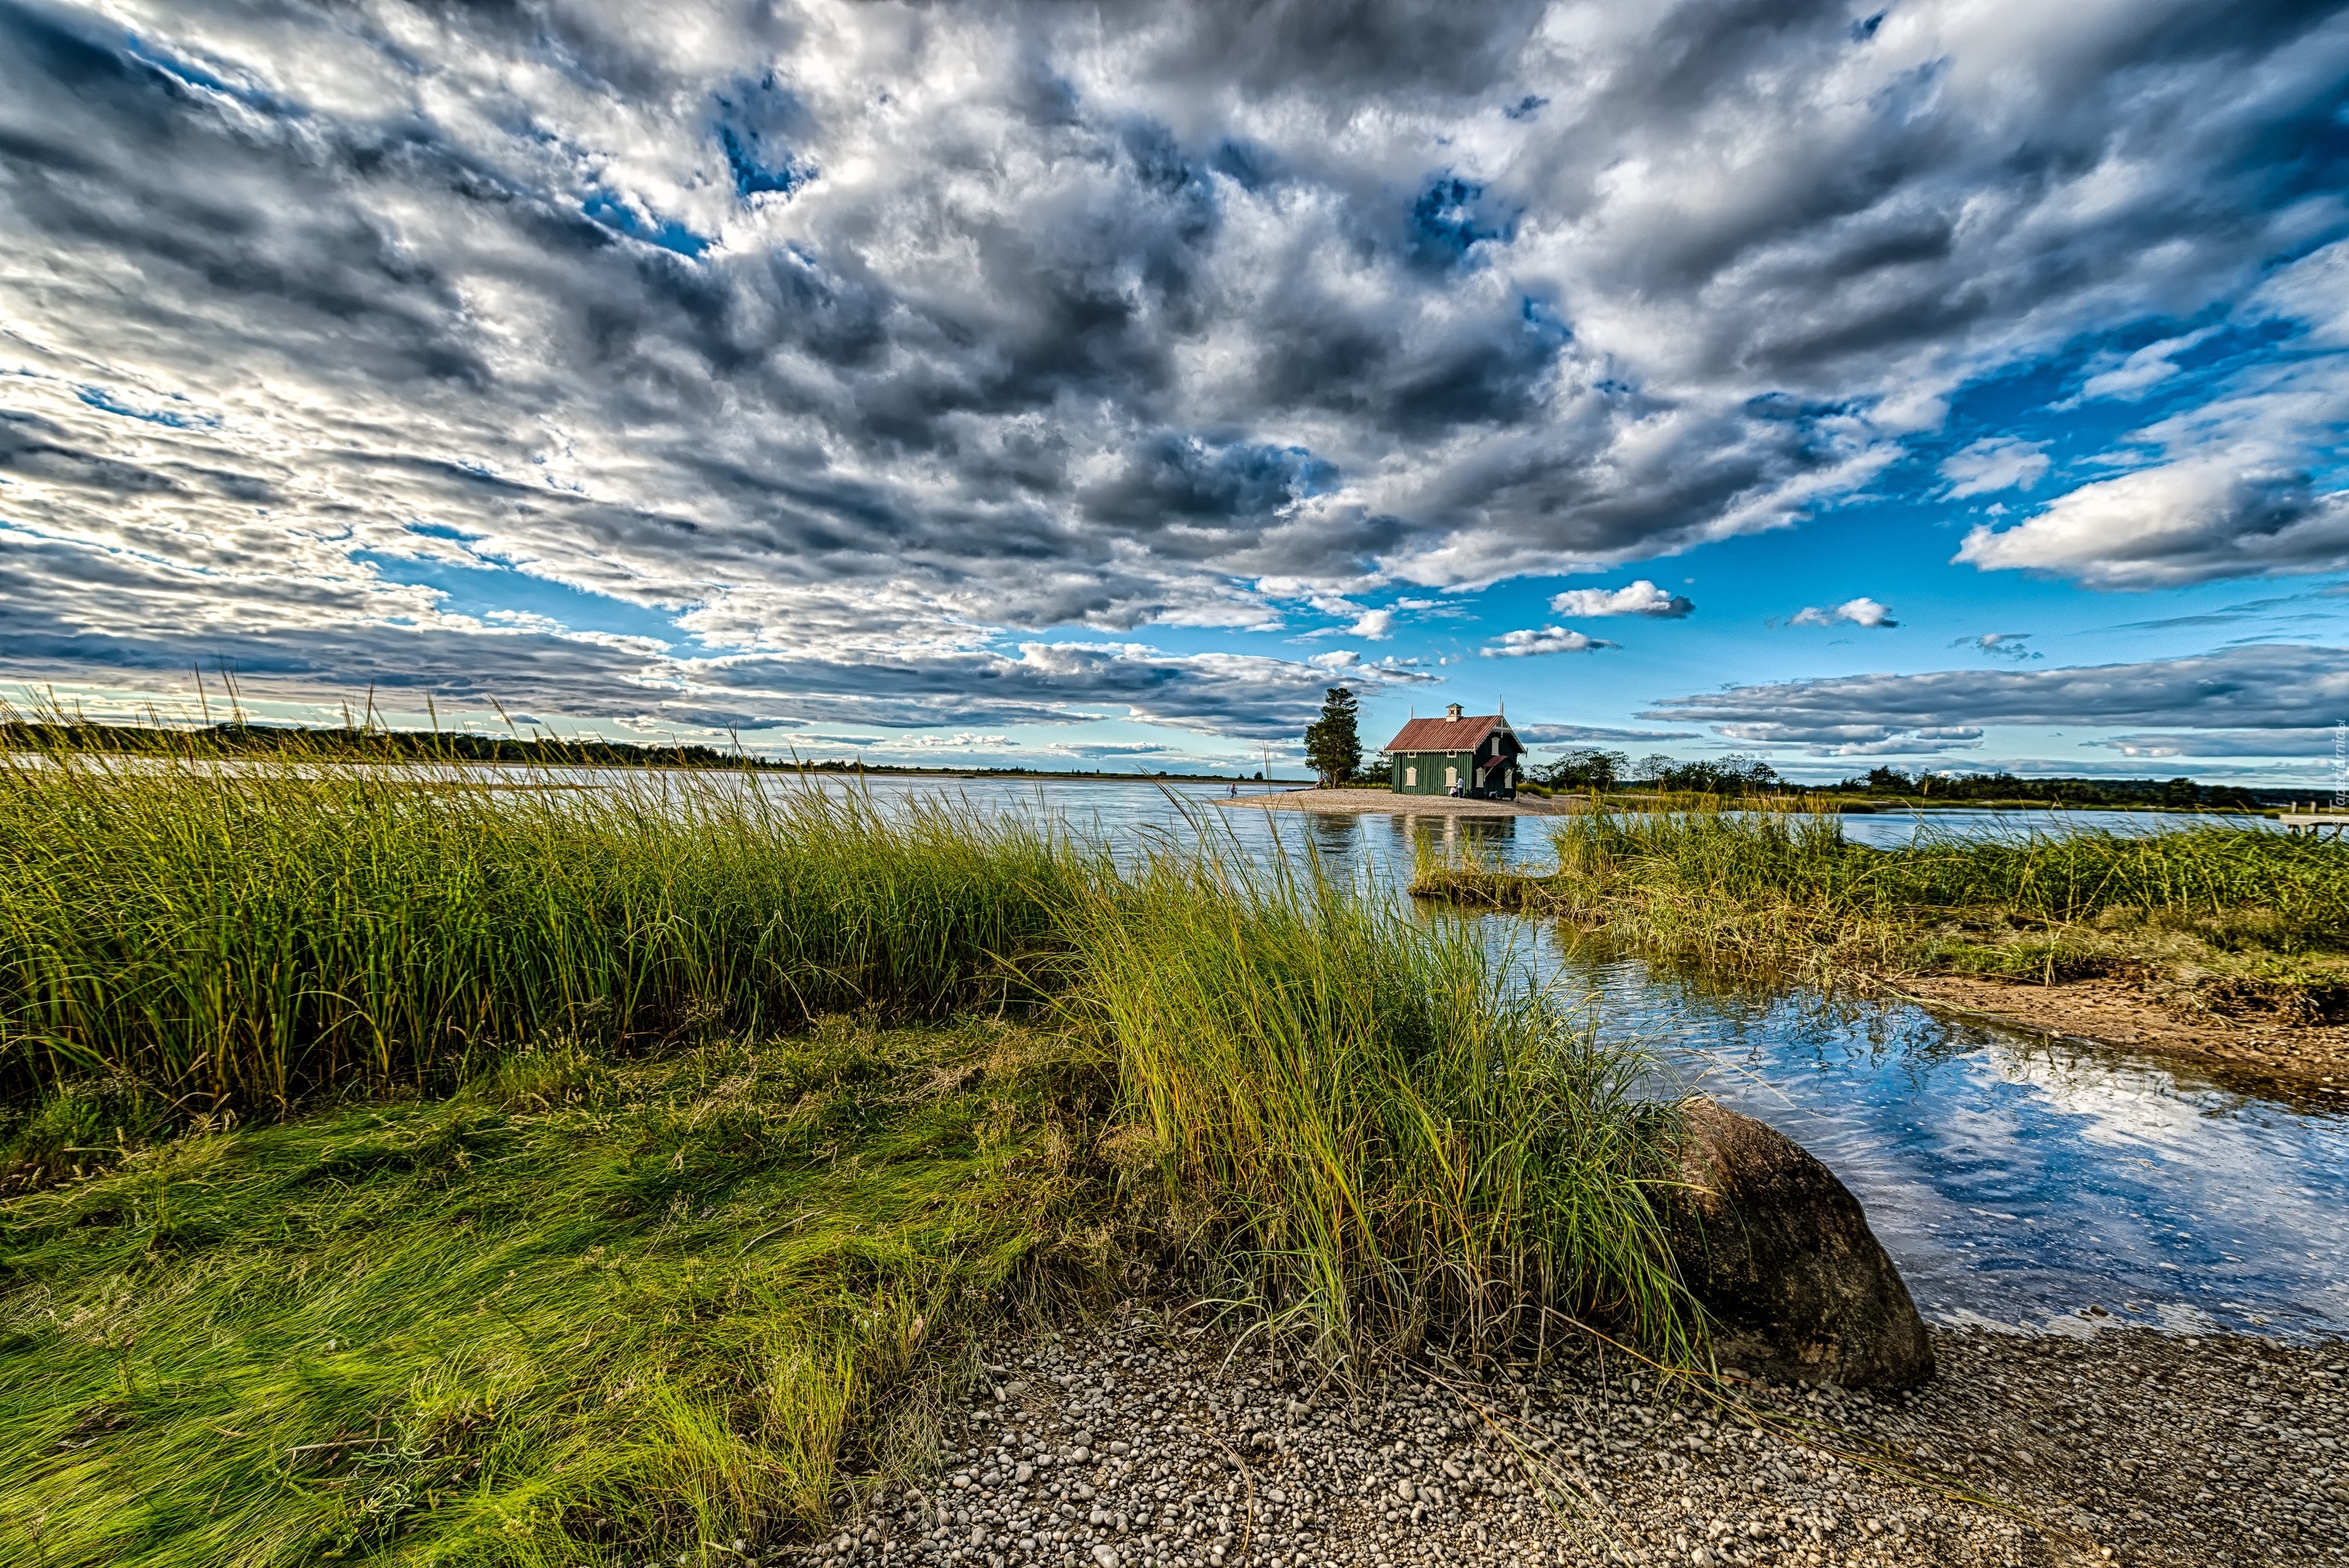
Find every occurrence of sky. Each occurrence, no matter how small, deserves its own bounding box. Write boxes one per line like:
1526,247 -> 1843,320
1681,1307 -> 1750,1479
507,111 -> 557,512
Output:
3,0 -> 2349,784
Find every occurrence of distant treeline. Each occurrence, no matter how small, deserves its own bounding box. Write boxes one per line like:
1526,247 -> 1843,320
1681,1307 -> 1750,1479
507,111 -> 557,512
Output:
2,720 -> 769,770
0,720 -> 1275,780
1529,747 -> 2315,809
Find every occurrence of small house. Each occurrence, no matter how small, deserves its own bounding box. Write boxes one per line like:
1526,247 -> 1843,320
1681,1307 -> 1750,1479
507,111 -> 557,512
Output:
1384,705 -> 1524,799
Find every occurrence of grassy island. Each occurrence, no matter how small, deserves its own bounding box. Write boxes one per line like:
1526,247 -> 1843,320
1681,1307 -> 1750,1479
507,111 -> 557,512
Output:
0,745 -> 1686,1566
1413,804 -> 2349,1026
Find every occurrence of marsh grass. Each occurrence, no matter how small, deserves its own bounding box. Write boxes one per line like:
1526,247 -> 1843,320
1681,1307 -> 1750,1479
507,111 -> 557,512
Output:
2,1018 -> 1099,1567
1070,840 -> 1687,1367
1414,800 -> 2349,1012
0,737 -> 1089,1118
1,743 -> 1697,1565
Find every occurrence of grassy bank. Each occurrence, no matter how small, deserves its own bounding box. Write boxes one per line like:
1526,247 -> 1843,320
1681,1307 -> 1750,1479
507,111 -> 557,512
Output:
1413,802 -> 2349,1018
1,748 -> 1688,1566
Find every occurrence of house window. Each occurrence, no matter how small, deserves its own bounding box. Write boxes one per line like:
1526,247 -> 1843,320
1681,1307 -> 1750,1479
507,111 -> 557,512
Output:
1405,766 -> 1416,787
1445,766 -> 1458,788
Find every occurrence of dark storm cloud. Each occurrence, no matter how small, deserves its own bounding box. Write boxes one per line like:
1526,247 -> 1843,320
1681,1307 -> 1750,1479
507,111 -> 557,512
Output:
1647,644 -> 2349,752
4,0 -> 2349,726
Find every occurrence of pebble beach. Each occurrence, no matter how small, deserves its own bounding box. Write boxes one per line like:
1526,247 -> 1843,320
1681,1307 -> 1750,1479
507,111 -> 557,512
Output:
791,1314 -> 2347,1568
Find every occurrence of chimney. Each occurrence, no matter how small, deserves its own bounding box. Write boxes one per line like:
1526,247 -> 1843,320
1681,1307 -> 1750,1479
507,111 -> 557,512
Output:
1445,703 -> 1463,721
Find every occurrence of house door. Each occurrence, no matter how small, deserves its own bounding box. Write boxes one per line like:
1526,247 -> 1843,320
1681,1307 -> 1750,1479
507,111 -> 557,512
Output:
1445,766 -> 1458,789
1405,766 -> 1416,787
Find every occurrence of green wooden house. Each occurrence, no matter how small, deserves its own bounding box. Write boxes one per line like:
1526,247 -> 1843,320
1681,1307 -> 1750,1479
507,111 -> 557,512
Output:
1384,705 -> 1524,799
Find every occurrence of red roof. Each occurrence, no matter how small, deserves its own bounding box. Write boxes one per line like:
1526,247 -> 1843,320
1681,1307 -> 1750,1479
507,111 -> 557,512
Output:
1385,713 -> 1517,754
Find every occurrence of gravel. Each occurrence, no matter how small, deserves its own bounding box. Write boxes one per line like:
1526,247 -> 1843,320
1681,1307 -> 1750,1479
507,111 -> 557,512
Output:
783,1314 -> 2348,1568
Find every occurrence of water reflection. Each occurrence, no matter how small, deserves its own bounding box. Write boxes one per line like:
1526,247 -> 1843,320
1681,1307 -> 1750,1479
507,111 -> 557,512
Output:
1553,939 -> 2349,1339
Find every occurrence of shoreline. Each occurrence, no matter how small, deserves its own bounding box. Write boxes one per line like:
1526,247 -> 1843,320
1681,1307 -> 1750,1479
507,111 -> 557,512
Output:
813,1315 -> 2347,1568
1215,790 -> 1572,818
1877,971 -> 2349,1091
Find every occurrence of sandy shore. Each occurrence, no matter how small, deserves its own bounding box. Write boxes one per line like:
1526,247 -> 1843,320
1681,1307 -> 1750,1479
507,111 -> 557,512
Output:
801,1316 -> 2347,1568
1215,791 -> 1571,819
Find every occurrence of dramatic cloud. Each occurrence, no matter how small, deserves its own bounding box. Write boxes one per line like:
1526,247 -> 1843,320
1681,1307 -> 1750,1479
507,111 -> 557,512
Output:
4,0 -> 2348,730
1547,580 -> 1693,618
1649,644 -> 2349,752
1790,597 -> 1897,629
1481,626 -> 1618,658
1940,438 -> 2049,499
1958,240 -> 2349,589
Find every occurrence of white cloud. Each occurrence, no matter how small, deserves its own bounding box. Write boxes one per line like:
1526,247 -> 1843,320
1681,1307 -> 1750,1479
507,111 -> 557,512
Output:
1960,239 -> 2349,589
1347,607 -> 1396,640
1511,723 -> 1700,744
1480,626 -> 1619,658
2090,730 -> 2340,759
1790,597 -> 1898,629
1941,438 -> 2050,499
1309,650 -> 1362,669
2074,328 -> 2221,403
1956,459 -> 2349,589
1546,580 -> 1694,618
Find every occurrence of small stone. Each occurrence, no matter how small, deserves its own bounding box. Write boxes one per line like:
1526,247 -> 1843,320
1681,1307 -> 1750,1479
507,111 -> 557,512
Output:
1072,1448 -> 1092,1465
1110,1440 -> 1131,1456
1441,1460 -> 1464,1480
1091,1548 -> 1120,1568
1394,1479 -> 1416,1503
1016,1464 -> 1036,1484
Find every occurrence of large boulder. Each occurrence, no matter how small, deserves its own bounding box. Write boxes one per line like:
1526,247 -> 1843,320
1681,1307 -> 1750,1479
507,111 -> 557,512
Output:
1661,1098 -> 1935,1388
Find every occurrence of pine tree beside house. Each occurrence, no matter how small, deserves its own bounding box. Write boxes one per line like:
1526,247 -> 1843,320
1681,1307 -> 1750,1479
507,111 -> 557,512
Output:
1303,687 -> 1362,787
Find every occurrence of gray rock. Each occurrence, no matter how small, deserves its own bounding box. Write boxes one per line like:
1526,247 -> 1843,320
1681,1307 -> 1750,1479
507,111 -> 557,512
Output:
1660,1098 -> 1936,1389
1394,1479 -> 1416,1502
1091,1546 -> 1120,1568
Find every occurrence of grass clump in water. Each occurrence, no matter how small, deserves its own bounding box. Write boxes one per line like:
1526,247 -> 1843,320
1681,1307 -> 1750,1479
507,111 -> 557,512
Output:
1413,800 -> 2349,1016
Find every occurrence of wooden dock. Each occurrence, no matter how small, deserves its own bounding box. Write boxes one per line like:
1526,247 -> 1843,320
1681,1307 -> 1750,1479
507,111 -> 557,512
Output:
2279,811 -> 2349,839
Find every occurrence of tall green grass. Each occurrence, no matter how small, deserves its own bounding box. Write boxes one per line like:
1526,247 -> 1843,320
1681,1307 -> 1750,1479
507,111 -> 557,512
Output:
1070,843 -> 1686,1365
1416,800 -> 2349,1003
0,744 -> 1088,1112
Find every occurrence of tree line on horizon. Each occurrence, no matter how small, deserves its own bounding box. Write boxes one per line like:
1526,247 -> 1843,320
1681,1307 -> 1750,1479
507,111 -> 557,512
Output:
1524,748 -> 2293,809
